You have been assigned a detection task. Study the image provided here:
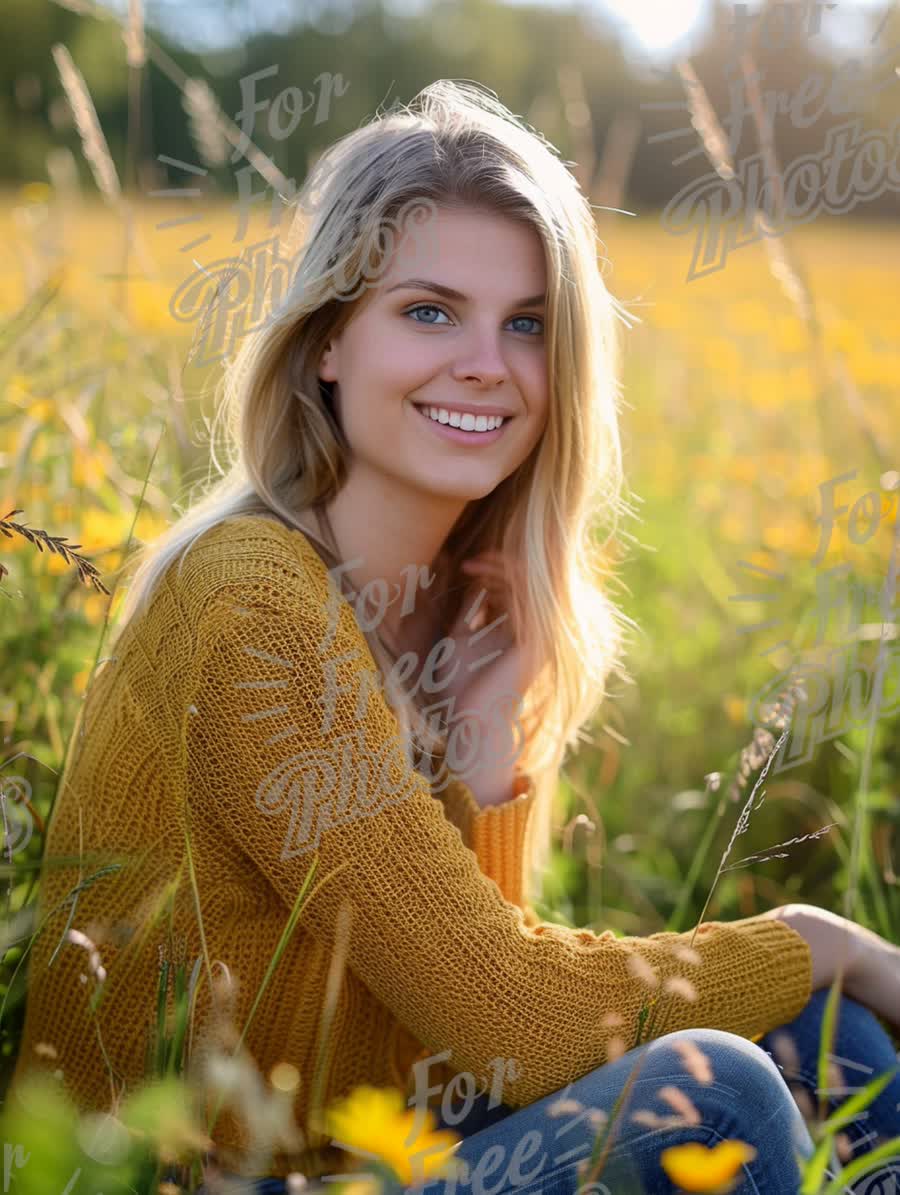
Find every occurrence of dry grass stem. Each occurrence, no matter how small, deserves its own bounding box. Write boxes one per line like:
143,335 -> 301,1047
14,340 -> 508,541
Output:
674,59 -> 735,180
184,79 -> 231,169
123,0 -> 146,68
657,1084 -> 702,1125
1,510 -> 111,595
51,44 -> 122,205
672,1038 -> 714,1084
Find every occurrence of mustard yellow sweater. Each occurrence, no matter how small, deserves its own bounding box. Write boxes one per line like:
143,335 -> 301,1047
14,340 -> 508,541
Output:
12,515 -> 812,1179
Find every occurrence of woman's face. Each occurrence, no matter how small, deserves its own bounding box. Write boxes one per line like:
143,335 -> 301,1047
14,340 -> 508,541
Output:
318,205 -> 550,503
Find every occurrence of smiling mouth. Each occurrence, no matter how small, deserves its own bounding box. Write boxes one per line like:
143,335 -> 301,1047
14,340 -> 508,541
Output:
412,404 -> 511,433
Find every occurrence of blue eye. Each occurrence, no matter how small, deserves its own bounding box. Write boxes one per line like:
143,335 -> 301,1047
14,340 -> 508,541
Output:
403,303 -> 544,336
509,315 -> 544,335
405,304 -> 451,326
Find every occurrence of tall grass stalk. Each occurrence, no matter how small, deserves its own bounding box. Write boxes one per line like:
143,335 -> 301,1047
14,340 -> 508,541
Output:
204,855 -> 354,1140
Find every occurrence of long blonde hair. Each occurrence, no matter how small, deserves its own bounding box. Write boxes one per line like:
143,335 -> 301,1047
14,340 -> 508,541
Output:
114,79 -> 639,910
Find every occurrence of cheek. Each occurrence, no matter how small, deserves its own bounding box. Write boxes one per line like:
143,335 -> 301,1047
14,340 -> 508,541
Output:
528,384 -> 551,434
371,349 -> 433,394
525,357 -> 549,403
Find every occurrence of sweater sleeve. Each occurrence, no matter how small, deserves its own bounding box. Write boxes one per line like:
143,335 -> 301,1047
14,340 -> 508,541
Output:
185,559 -> 812,1110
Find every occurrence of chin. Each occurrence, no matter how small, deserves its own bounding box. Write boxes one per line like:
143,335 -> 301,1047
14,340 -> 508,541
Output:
422,478 -> 502,502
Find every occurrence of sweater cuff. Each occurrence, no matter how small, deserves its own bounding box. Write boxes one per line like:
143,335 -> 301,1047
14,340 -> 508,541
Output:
763,916 -> 814,1015
694,913 -> 813,1036
437,772 -> 537,909
471,772 -> 537,909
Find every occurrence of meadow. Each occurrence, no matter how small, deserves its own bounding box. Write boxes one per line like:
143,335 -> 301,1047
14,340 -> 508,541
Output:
1,184 -> 899,1191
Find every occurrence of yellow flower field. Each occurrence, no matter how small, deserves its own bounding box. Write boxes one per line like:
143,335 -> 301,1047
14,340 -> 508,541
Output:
2,190 -> 898,939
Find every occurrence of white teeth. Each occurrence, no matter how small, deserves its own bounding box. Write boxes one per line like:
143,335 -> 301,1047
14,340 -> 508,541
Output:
418,405 -> 506,432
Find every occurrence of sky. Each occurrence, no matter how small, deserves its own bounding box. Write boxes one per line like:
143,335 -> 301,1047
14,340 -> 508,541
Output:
580,0 -> 887,55
111,0 -> 890,60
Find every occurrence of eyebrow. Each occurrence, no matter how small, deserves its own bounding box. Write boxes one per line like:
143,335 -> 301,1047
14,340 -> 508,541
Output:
386,278 -> 546,307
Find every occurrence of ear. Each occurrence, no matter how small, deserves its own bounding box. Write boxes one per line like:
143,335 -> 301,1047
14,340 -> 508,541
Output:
318,342 -> 339,383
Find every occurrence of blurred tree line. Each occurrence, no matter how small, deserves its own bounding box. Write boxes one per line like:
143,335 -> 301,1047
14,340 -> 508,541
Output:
1,0 -> 897,215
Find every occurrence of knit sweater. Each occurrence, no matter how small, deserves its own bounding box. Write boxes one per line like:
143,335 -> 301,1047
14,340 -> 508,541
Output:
11,514 -> 813,1180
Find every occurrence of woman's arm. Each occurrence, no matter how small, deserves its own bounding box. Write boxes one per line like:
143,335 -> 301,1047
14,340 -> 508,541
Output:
759,903 -> 900,1033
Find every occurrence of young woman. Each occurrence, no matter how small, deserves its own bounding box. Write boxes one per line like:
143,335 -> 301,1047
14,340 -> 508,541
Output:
12,81 -> 900,1194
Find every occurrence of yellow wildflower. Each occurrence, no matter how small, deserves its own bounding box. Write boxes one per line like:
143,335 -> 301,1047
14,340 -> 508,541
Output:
722,695 -> 745,727
18,182 -> 52,204
324,1084 -> 461,1188
660,1139 -> 757,1192
336,1182 -> 379,1195
72,668 -> 91,695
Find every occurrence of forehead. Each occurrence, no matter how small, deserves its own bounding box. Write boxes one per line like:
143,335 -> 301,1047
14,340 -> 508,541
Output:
376,206 -> 547,293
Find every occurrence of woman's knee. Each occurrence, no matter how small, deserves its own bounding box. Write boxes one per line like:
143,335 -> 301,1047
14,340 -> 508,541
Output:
565,1028 -> 813,1190
625,1027 -> 804,1122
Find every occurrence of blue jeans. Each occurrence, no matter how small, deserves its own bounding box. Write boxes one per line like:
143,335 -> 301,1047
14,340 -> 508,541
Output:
404,990 -> 900,1195
201,991 -> 900,1194
195,1176 -> 289,1193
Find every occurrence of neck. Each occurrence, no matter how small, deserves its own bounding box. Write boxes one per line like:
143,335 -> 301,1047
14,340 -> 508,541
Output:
319,465 -> 467,647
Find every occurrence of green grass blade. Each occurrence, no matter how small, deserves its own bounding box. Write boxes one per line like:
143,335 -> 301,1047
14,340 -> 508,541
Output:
817,971 -> 843,1122
800,1135 -> 836,1195
819,1065 -> 899,1135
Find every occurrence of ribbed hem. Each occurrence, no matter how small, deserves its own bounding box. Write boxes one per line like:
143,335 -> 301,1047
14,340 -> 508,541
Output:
768,915 -> 814,1012
436,772 -> 537,909
470,773 -> 537,909
698,913 -> 814,1034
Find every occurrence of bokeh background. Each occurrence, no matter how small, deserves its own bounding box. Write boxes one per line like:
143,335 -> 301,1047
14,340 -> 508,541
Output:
1,0 -> 899,1121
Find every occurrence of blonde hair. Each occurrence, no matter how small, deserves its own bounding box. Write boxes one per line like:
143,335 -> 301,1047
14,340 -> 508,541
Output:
114,79 -> 639,910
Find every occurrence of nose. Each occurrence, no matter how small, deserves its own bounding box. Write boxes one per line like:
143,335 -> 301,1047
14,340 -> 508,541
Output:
449,328 -> 509,387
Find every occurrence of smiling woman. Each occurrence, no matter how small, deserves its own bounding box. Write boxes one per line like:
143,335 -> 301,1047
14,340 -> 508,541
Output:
10,79 -> 900,1195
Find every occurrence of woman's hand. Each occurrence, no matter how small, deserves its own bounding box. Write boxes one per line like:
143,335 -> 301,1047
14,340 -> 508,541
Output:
763,903 -> 900,1033
435,551 -> 540,805
841,919 -> 900,1034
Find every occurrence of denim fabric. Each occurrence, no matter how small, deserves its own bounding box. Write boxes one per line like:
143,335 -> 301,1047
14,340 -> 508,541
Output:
195,1176 -> 289,1193
758,988 -> 900,1175
197,991 -> 900,1194
399,991 -> 900,1195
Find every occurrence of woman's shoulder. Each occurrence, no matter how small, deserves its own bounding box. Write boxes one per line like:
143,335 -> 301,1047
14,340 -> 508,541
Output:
194,511 -> 320,559
177,513 -> 357,650
180,513 -> 328,588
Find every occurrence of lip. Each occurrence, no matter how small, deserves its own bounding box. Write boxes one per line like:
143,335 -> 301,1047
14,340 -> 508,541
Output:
411,403 -> 511,445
